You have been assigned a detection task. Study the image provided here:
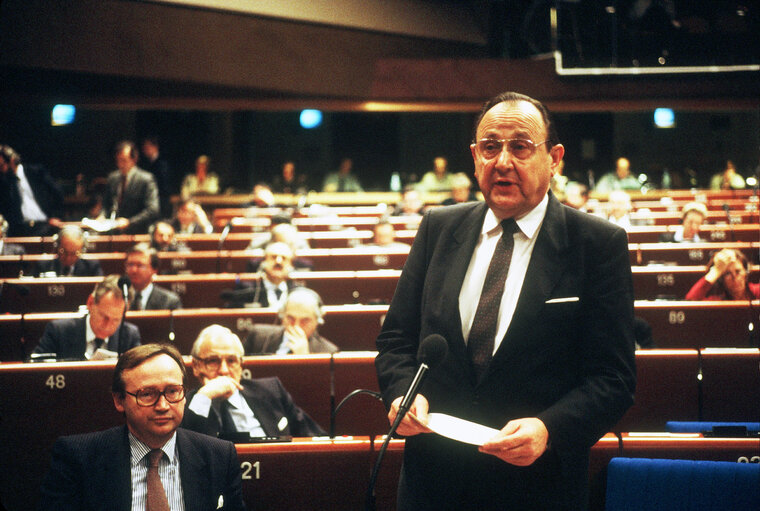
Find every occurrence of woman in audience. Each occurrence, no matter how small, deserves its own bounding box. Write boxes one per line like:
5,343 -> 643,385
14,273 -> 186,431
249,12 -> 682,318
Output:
181,155 -> 219,198
171,198 -> 213,234
710,160 -> 745,190
686,248 -> 758,300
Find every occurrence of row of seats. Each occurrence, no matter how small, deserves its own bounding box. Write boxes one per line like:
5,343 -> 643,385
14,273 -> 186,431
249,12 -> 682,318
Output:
1,301 -> 757,362
1,351 -> 758,510
2,266 -> 758,314
2,241 -> 757,278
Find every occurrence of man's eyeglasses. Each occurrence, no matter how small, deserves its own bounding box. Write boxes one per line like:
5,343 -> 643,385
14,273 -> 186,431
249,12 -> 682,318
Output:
472,138 -> 548,161
194,355 -> 242,371
125,385 -> 185,407
58,248 -> 82,257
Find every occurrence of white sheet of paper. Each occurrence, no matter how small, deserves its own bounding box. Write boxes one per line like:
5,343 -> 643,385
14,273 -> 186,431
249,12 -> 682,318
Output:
425,413 -> 500,446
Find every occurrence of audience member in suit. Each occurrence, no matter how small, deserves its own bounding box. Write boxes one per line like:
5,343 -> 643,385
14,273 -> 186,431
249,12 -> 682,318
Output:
171,198 -> 213,234
151,220 -> 191,253
393,186 -> 425,216
182,324 -> 326,439
0,214 -> 25,255
181,154 -> 219,199
375,92 -> 636,510
270,160 -> 309,194
322,157 -> 364,192
441,172 -> 478,206
244,288 -> 338,355
659,202 -> 707,242
140,136 -> 173,219
364,220 -> 410,250
686,248 -> 759,301
38,343 -> 246,511
33,225 -> 104,277
103,140 -> 160,234
0,144 -> 64,237
222,241 -> 296,308
125,243 -> 183,310
33,274 -> 141,360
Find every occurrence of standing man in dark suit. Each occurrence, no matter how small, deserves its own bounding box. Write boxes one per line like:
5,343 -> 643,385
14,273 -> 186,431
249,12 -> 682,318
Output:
38,343 -> 246,510
33,225 -> 104,277
140,136 -> 173,219
125,242 -> 182,310
32,274 -> 141,360
0,144 -> 64,237
104,140 -> 160,234
183,324 -> 326,439
375,92 -> 636,510
244,288 -> 338,355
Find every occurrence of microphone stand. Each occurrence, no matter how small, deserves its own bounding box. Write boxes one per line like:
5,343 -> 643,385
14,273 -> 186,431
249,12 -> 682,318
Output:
216,220 -> 232,273
329,388 -> 382,439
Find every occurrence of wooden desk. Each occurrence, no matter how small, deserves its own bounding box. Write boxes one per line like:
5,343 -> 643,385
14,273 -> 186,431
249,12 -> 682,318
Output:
632,241 -> 759,266
632,265 -> 759,300
699,348 -> 760,422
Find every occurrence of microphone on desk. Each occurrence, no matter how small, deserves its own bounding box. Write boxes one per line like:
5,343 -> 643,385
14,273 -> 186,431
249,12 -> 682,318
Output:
365,334 -> 448,511
723,203 -> 735,242
216,220 -> 233,273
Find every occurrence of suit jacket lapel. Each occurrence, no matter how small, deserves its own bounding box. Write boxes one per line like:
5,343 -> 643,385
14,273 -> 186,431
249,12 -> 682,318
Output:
440,203 -> 488,365
177,429 -> 210,511
491,194 -> 569,368
242,383 -> 280,436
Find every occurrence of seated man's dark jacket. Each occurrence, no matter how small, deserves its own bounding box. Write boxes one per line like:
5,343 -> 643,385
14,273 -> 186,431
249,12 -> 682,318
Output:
33,258 -> 104,277
222,279 -> 296,308
137,284 -> 183,310
244,324 -> 338,354
182,378 -> 326,438
33,316 -> 141,360
37,425 -> 246,511
1,242 -> 25,255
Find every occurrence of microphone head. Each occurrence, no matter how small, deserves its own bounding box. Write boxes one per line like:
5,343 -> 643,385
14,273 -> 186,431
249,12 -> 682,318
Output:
417,334 -> 448,368
117,275 -> 131,299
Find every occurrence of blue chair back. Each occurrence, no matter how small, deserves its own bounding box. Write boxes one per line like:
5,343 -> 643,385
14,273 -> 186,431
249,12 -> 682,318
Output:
605,457 -> 760,511
666,421 -> 760,434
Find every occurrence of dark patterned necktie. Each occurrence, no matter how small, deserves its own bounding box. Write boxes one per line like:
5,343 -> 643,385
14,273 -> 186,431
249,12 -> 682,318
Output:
146,449 -> 170,511
467,218 -> 519,380
118,173 -> 127,209
133,291 -> 143,311
94,337 -> 105,350
220,400 -> 238,434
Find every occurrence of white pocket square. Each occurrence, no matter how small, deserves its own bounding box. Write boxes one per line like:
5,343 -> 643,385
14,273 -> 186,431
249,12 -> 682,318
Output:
217,495 -> 224,509
545,296 -> 579,304
278,416 -> 289,431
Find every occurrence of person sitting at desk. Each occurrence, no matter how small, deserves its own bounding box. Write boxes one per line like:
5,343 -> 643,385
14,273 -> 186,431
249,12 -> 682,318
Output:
181,154 -> 220,198
659,202 -> 708,243
182,324 -> 326,439
244,288 -> 338,355
222,241 -> 297,308
38,343 -> 246,511
150,220 -> 191,253
686,248 -> 759,301
32,274 -> 141,360
171,198 -> 213,234
125,243 -> 183,310
365,220 -> 410,250
33,225 -> 103,277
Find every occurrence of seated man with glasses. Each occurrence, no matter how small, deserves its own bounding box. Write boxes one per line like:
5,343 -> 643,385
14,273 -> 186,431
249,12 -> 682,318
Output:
125,242 -> 183,310
32,274 -> 141,361
34,225 -> 103,277
182,324 -> 326,440
38,343 -> 246,511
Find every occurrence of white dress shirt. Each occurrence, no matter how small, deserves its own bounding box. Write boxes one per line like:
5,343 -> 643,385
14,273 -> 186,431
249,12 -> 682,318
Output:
84,314 -> 109,359
188,389 -> 267,437
128,432 -> 185,511
459,194 -> 548,355
16,164 -> 48,222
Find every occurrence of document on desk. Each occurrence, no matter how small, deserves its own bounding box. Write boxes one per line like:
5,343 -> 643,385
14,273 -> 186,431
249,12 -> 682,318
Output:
425,413 -> 500,446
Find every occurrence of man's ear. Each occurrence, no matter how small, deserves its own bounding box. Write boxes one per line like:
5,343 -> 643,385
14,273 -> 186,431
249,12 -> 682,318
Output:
113,392 -> 125,413
549,145 -> 565,175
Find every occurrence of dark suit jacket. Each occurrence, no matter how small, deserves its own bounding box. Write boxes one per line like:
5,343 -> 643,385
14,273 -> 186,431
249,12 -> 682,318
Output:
375,195 -> 636,510
222,278 -> 296,308
103,167 -> 160,234
0,164 -> 64,236
243,324 -> 338,354
37,425 -> 246,511
182,378 -> 326,438
33,316 -> 141,360
134,284 -> 182,310
33,257 -> 104,277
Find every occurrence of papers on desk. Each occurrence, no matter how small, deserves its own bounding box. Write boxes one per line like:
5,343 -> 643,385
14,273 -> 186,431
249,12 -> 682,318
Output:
90,348 -> 118,360
425,413 -> 500,446
81,217 -> 118,233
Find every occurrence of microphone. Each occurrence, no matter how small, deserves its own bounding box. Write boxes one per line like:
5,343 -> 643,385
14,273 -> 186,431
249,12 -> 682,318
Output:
365,334 -> 448,511
118,275 -> 131,303
723,203 -> 735,242
217,220 -> 233,273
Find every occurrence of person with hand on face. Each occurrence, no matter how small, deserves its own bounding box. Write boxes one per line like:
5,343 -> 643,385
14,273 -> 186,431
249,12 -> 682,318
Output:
38,343 -> 246,511
32,274 -> 141,360
182,324 -> 326,439
34,225 -> 103,277
171,198 -> 213,234
244,288 -> 338,355
375,91 -> 635,510
686,248 -> 758,301
125,243 -> 182,310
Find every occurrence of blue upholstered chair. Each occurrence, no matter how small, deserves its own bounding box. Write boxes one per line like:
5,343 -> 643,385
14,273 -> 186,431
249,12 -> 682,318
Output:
666,421 -> 760,435
605,457 -> 760,510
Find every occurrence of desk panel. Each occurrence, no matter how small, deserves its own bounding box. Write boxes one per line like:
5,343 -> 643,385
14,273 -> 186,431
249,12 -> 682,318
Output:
700,348 -> 760,422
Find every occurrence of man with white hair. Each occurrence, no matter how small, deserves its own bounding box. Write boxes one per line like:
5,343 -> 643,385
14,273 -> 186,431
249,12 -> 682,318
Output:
182,324 -> 326,439
244,288 -> 338,355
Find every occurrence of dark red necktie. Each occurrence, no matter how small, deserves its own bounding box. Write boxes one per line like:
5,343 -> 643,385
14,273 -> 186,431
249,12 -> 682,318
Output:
467,218 -> 518,380
146,449 -> 170,511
